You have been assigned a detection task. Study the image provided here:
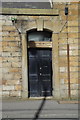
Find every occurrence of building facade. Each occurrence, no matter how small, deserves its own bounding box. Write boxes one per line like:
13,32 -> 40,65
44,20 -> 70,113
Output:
0,2 -> 79,99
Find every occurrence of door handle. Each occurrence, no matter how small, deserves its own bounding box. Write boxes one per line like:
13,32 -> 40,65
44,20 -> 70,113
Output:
40,67 -> 42,70
40,73 -> 42,75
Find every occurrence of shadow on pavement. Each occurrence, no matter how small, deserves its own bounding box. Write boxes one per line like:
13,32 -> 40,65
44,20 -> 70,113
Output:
32,88 -> 47,120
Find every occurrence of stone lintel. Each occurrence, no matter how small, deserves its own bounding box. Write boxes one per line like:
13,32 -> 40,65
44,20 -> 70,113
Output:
1,8 -> 59,16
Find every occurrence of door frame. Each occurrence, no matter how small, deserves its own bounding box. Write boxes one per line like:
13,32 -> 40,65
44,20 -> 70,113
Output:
21,31 -> 60,99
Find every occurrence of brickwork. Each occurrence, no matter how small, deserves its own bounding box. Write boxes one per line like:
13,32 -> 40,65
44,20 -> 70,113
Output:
0,2 -> 79,99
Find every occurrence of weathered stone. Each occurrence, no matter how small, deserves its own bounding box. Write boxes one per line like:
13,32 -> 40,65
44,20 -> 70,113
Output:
68,27 -> 78,33
10,91 -> 21,97
2,25 -> 16,31
2,62 -> 11,67
11,62 -> 22,68
2,91 -> 9,96
2,36 -> 20,41
15,85 -> 22,91
68,21 -> 78,27
71,84 -> 78,90
60,67 -> 67,72
59,50 -> 67,55
3,73 -> 22,80
6,80 -> 20,85
2,68 -> 21,73
60,79 -> 64,84
71,90 -> 78,97
70,67 -> 78,72
3,85 -> 14,90
3,57 -> 21,62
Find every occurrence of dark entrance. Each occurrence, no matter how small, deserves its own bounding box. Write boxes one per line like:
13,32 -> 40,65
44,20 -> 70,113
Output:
28,48 -> 52,97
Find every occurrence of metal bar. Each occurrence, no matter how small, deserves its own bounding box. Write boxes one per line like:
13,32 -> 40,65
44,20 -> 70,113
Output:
67,44 -> 71,98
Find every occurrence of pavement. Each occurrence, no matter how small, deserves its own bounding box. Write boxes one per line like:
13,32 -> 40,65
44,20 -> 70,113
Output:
1,98 -> 79,119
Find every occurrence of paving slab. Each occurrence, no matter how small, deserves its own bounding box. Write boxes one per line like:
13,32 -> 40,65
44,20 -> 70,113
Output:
1,99 -> 79,119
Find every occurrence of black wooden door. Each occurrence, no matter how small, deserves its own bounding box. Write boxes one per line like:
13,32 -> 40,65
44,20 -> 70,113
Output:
28,49 -> 52,97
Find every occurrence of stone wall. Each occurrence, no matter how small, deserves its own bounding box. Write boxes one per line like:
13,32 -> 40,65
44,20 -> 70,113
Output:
1,15 -> 22,97
0,2 -> 79,99
54,2 -> 79,98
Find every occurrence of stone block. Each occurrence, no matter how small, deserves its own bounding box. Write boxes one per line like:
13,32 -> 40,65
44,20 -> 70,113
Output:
59,39 -> 67,44
8,42 -> 19,47
70,62 -> 78,67
6,80 -> 20,85
15,85 -> 22,91
70,72 -> 78,79
68,4 -> 78,9
9,31 -> 19,37
68,38 -> 74,44
3,85 -> 14,90
60,84 -> 68,90
69,50 -> 78,56
3,46 -> 21,52
3,57 -> 21,62
2,91 -> 9,96
68,33 -> 78,39
2,32 -> 9,37
59,44 -> 67,50
73,39 -> 78,44
60,67 -> 67,72
60,79 -> 64,84
71,90 -> 78,97
2,62 -> 11,67
68,15 -> 78,21
68,21 -> 78,27
68,27 -> 78,33
60,72 -> 68,79
3,73 -> 22,80
0,62 -> 2,68
2,52 -> 11,57
59,33 -> 67,39
36,19 -> 43,31
69,9 -> 78,16
2,80 -> 6,85
11,52 -> 21,57
10,91 -> 21,97
70,67 -> 78,72
2,41 -> 8,46
69,44 -> 78,50
59,50 -> 67,55
0,85 -> 2,91
70,56 -> 78,62
60,89 -> 68,98
11,62 -> 21,68
9,68 -> 21,73
71,84 -> 78,90
2,36 -> 20,41
2,25 -> 16,31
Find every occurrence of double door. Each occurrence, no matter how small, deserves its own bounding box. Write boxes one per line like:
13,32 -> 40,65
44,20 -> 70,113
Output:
28,48 -> 52,97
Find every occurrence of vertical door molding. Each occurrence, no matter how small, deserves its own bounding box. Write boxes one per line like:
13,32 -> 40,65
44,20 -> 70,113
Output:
52,33 -> 60,98
21,33 -> 28,98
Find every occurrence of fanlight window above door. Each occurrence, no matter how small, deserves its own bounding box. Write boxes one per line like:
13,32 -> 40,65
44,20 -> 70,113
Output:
28,30 -> 52,42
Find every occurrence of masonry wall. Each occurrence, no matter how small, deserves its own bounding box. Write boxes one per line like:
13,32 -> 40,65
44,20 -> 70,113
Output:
53,2 -> 79,98
1,16 -> 22,97
0,2 -> 79,99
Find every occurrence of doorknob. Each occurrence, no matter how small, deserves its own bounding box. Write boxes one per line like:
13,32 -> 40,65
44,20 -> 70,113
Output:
40,73 -> 42,75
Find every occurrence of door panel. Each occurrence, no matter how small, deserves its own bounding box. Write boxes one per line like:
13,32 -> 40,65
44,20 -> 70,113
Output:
28,49 -> 52,97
